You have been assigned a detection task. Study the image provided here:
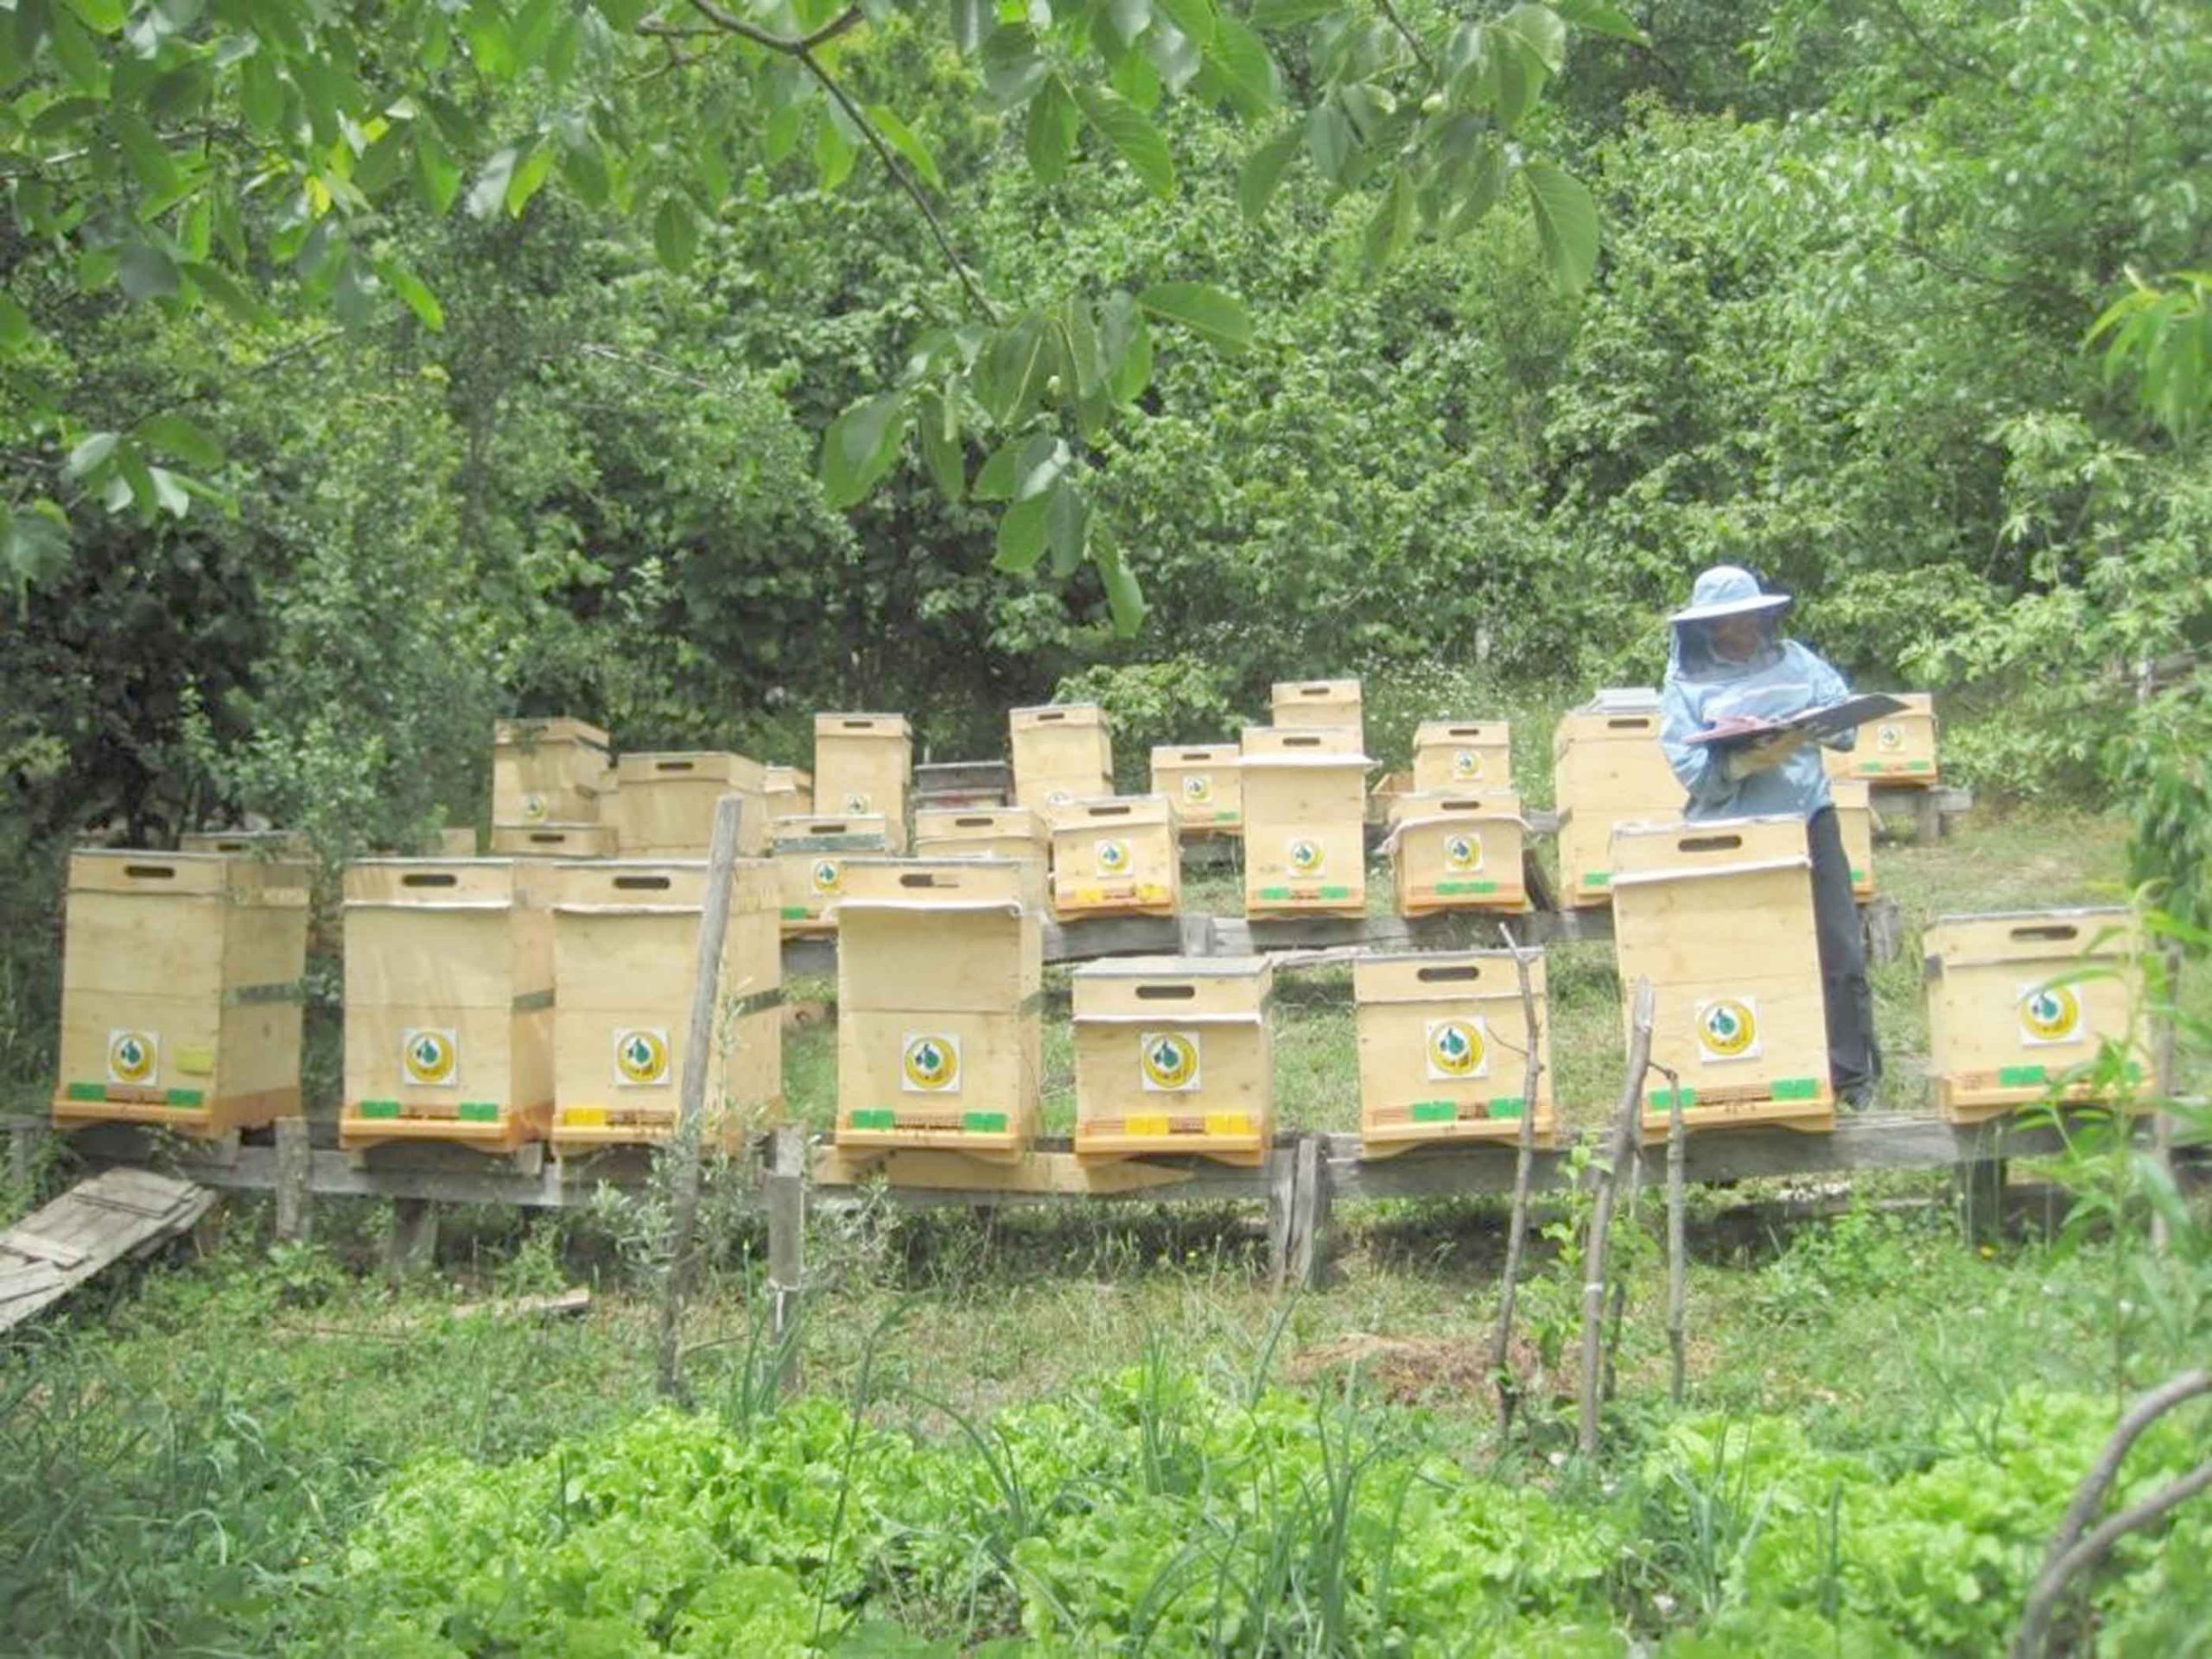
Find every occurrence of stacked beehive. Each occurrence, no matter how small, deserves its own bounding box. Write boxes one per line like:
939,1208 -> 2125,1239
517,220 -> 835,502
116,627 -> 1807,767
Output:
1355,950 -> 1554,1154
1073,957 -> 1272,1165
1009,704 -> 1114,821
1049,796 -> 1180,920
1390,794 -> 1531,917
1552,692 -> 1683,907
814,714 -> 912,850
1150,745 -> 1243,839
1240,727 -> 1370,918
492,717 -> 614,851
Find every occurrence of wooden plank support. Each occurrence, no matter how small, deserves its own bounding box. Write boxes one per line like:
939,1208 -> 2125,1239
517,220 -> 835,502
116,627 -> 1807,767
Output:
1289,1134 -> 1332,1290
273,1116 -> 313,1243
6,1116 -> 48,1199
766,1123 -> 806,1392
385,1197 -> 439,1277
1266,1140 -> 1298,1294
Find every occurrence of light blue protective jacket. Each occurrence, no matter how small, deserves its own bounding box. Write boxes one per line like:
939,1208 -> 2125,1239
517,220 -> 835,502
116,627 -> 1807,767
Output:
1660,577 -> 1856,823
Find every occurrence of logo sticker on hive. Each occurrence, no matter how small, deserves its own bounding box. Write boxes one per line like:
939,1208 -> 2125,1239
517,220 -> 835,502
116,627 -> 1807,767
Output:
1424,1018 -> 1487,1081
810,858 -> 842,895
842,791 -> 871,813
1096,837 -> 1131,874
1287,837 -> 1325,876
1046,789 -> 1074,807
1182,774 -> 1213,804
1139,1031 -> 1201,1092
2018,982 -> 2083,1046
900,1033 -> 961,1093
401,1027 -> 460,1087
1442,832 -> 1482,874
613,1027 -> 671,1087
523,792 -> 550,823
1877,723 -> 1904,751
1451,748 -> 1483,779
1695,998 -> 1760,1063
105,1028 -> 158,1087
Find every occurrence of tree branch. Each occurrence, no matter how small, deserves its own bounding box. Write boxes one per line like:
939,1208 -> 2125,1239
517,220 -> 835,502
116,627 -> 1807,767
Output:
1373,0 -> 1434,79
664,0 -> 865,55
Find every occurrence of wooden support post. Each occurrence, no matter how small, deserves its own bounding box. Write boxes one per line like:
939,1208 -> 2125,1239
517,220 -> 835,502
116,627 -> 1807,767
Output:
1956,1141 -> 2007,1245
1666,1079 -> 1688,1407
273,1116 -> 313,1243
1489,925 -> 1547,1428
1862,895 -> 1904,968
1914,787 -> 1942,845
1267,1141 -> 1299,1294
1580,977 -> 1653,1459
1287,1134 -> 1332,1290
386,1198 -> 438,1276
766,1123 -> 806,1393
7,1118 -> 49,1203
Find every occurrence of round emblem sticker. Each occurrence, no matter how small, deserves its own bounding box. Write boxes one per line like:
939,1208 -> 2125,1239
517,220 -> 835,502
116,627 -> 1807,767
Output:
810,858 -> 842,895
106,1028 -> 158,1087
2019,984 -> 2082,1046
1877,723 -> 1904,751
1425,1018 -> 1486,1080
900,1034 -> 960,1092
1139,1031 -> 1200,1092
1443,833 -> 1481,874
1046,789 -> 1073,807
523,793 -> 550,823
1287,837 -> 1325,876
1182,774 -> 1213,804
614,1027 -> 671,1087
1696,999 -> 1759,1062
1096,838 -> 1131,874
842,791 -> 872,814
402,1028 -> 459,1087
1451,748 -> 1482,779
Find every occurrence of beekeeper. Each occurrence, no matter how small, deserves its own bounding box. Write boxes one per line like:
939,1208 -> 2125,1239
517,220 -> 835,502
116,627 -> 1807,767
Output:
1659,565 -> 1880,1106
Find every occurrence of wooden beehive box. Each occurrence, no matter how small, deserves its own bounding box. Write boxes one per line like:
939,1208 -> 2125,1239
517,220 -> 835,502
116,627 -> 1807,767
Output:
1411,721 -> 1514,798
1923,908 -> 2143,1124
433,827 -> 479,858
1073,957 -> 1273,1165
764,764 -> 814,822
1240,731 -> 1370,918
1009,704 -> 1115,817
830,857 -> 1043,1161
813,713 -> 912,849
1553,696 -> 1683,907
1050,795 -> 1180,921
1269,678 -> 1363,750
1826,691 -> 1939,785
770,815 -> 891,935
1610,817 -> 1834,1136
1390,793 -> 1532,917
547,858 -> 780,1154
1831,779 -> 1876,900
912,805 -> 1048,865
490,822 -> 616,859
1355,950 -> 1555,1155
493,717 -> 613,825
52,850 -> 310,1138
179,829 -> 314,860
609,752 -> 769,859
1370,771 -> 1414,829
340,859 -> 556,1154
1150,745 -> 1243,837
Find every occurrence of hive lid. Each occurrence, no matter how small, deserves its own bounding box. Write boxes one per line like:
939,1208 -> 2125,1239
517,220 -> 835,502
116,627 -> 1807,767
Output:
1073,955 -> 1270,978
1584,687 -> 1662,713
814,711 -> 912,735
1152,744 -> 1239,764
1237,751 -> 1376,770
1413,720 -> 1510,744
1010,702 -> 1106,724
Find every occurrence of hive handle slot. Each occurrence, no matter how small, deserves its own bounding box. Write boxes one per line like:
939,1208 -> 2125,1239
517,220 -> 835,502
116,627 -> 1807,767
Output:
899,872 -> 949,887
2011,924 -> 2080,942
1446,727 -> 1484,737
655,760 -> 695,772
1678,834 -> 1743,853
1607,717 -> 1653,731
1036,711 -> 1066,722
1416,965 -> 1483,982
528,833 -> 564,844
401,872 -> 460,887
1179,752 -> 1211,761
1439,799 -> 1485,812
1284,734 -> 1322,747
953,817 -> 992,827
613,875 -> 673,891
1135,984 -> 1198,1000
840,720 -> 873,729
1089,804 -> 1132,817
1294,686 -> 1329,696
123,863 -> 177,879
812,822 -> 849,834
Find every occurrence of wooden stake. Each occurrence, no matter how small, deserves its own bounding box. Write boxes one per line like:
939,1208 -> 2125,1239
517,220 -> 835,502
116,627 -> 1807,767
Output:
1665,1065 -> 1688,1407
273,1116 -> 313,1243
766,1122 -> 806,1394
655,791 -> 747,1402
2149,942 -> 2181,1255
1289,1134 -> 1330,1290
1487,925 -> 1545,1429
1580,976 -> 1653,1459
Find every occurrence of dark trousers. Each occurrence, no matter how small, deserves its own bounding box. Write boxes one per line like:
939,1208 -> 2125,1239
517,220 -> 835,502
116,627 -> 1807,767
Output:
1808,806 -> 1880,1101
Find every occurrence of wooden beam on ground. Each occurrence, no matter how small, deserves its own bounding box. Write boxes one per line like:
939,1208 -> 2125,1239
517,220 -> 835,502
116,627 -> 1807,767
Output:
0,1168 -> 214,1331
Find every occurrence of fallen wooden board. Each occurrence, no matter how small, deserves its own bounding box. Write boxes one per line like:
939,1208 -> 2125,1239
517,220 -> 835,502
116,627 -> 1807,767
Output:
0,1167 -> 213,1330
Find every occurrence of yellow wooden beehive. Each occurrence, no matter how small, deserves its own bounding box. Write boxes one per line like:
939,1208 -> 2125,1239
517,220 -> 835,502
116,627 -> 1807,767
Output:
770,815 -> 891,936
1390,793 -> 1532,916
1411,721 -> 1514,798
609,752 -> 769,858
830,857 -> 1043,1161
1269,678 -> 1363,750
1830,779 -> 1876,901
490,822 -> 616,859
1923,908 -> 2144,1124
813,714 -> 912,849
1049,795 -> 1179,920
1370,770 -> 1414,829
340,859 -> 554,1153
1553,695 -> 1683,907
912,805 -> 1048,865
434,827 -> 479,858
1825,691 -> 1939,785
52,850 -> 309,1138
1149,745 -> 1243,837
1610,817 -> 1834,1136
546,858 -> 780,1154
1009,704 -> 1114,818
1073,956 -> 1272,1165
1355,950 -> 1555,1155
764,764 -> 814,822
1240,729 -> 1370,918
493,717 -> 613,826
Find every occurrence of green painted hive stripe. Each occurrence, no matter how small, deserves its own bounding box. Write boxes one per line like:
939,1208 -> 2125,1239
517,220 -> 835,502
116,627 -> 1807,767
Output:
1585,870 -> 1612,887
458,1101 -> 500,1122
1257,887 -> 1291,900
962,1111 -> 1008,1133
1489,1096 -> 1525,1118
1849,868 -> 1866,884
1905,760 -> 1931,772
2124,1060 -> 2145,1083
1770,1077 -> 1821,1102
780,906 -> 810,919
1212,810 -> 1238,822
1649,1086 -> 1698,1109
849,1109 -> 896,1130
1319,885 -> 1352,899
356,1100 -> 402,1119
65,1082 -> 107,1102
164,1089 -> 205,1108
1999,1064 -> 2049,1087
1436,880 -> 1499,895
1409,1101 -> 1458,1123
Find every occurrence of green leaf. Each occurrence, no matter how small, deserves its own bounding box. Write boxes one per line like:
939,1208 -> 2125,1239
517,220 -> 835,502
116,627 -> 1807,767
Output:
1045,479 -> 1088,575
819,392 -> 908,508
118,240 -> 179,301
1498,3 -> 1567,71
977,315 -> 1053,423
112,111 -> 181,199
505,142 -> 555,216
1024,78 -> 1076,183
1142,19 -> 1201,94
65,0 -> 125,30
4,504 -> 72,597
973,436 -> 1022,501
1206,16 -> 1277,113
1061,296 -> 1103,398
1237,123 -> 1301,221
1362,165 -> 1416,268
1013,434 -> 1070,500
416,126 -> 461,214
948,0 -> 990,54
1306,102 -> 1353,184
981,27 -> 1049,109
917,391 -> 963,500
868,105 -> 943,191
992,493 -> 1052,572
0,291 -> 29,349
147,465 -> 190,518
1103,0 -> 1150,49
1250,0 -> 1334,26
66,431 -> 119,477
1091,520 -> 1146,634
1521,156 -> 1599,293
1150,0 -> 1213,47
1073,86 -> 1174,198
1100,291 -> 1153,404
1137,282 -> 1253,352
466,146 -> 518,219
1553,0 -> 1643,40
653,194 -> 698,272
815,111 -> 857,191
378,258 -> 446,331
186,263 -> 270,327
134,412 -> 223,468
